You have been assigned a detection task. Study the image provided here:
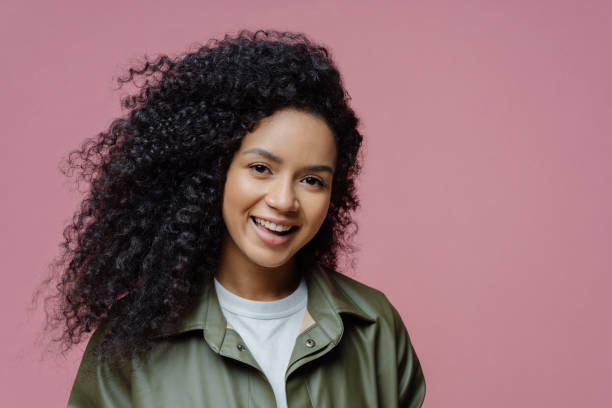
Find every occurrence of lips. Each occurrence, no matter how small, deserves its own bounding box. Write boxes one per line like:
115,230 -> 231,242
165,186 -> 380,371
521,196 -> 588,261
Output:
250,216 -> 299,246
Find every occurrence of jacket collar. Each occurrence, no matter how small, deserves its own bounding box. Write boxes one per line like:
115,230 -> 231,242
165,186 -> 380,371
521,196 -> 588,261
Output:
158,261 -> 374,341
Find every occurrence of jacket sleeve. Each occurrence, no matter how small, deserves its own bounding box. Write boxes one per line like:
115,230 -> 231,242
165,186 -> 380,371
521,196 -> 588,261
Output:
67,321 -> 132,407
390,303 -> 426,408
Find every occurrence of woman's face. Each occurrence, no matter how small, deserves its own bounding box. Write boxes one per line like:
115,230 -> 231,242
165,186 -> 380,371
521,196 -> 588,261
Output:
221,108 -> 337,269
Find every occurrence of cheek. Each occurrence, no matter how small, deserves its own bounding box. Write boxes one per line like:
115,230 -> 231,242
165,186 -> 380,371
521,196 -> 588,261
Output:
223,173 -> 258,210
303,194 -> 332,230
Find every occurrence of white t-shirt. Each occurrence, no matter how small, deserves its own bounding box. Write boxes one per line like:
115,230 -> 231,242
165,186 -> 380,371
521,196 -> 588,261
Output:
213,277 -> 308,408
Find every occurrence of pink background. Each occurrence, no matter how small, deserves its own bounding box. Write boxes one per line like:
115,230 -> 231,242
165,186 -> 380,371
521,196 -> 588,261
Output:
1,0 -> 611,406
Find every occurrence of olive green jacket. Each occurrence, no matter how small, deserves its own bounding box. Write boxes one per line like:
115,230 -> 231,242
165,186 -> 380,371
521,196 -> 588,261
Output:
68,264 -> 426,407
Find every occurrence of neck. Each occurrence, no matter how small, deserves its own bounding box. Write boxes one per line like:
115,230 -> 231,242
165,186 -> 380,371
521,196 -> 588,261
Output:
215,233 -> 302,301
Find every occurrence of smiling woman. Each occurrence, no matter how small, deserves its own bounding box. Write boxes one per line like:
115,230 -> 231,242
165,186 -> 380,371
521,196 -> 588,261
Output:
39,29 -> 425,407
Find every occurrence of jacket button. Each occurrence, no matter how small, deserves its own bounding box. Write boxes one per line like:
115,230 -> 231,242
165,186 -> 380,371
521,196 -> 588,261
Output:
305,338 -> 316,348
237,344 -> 246,351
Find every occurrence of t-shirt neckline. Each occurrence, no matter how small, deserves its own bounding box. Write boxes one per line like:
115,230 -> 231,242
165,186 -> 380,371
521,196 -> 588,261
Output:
213,277 -> 307,319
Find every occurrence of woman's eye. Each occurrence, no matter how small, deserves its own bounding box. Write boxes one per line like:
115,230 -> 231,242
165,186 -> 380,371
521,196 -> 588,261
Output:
249,164 -> 270,174
303,176 -> 324,187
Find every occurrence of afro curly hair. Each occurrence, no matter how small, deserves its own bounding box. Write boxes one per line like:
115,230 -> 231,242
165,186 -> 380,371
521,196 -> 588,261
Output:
39,29 -> 365,363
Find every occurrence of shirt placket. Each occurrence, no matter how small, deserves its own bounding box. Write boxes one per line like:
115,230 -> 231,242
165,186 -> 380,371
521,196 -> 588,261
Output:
203,286 -> 278,407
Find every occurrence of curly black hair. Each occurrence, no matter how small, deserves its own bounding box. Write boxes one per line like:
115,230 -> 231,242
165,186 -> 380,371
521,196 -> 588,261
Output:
38,29 -> 364,363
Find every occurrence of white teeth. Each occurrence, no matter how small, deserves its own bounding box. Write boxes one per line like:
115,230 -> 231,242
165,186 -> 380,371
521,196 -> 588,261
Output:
253,217 -> 293,232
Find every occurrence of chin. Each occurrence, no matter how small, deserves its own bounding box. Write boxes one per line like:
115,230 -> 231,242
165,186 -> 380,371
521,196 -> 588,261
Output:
254,256 -> 293,269
247,248 -> 295,269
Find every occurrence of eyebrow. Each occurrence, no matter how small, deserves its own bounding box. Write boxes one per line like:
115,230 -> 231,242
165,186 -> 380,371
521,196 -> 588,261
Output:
242,148 -> 334,173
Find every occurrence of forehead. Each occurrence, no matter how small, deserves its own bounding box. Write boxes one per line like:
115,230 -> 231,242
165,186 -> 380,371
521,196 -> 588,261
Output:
239,109 -> 337,164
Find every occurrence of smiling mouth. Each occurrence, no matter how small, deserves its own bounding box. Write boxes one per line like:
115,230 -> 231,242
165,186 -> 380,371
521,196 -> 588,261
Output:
250,216 -> 300,236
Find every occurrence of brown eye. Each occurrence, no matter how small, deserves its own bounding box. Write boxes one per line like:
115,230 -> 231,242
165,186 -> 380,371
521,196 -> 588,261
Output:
303,176 -> 324,187
249,164 -> 270,174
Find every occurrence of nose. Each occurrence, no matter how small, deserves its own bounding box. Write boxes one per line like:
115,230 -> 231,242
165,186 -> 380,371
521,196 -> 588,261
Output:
265,175 -> 299,212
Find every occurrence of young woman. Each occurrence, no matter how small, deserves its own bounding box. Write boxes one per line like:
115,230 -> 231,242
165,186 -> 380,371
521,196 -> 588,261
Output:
47,29 -> 425,407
